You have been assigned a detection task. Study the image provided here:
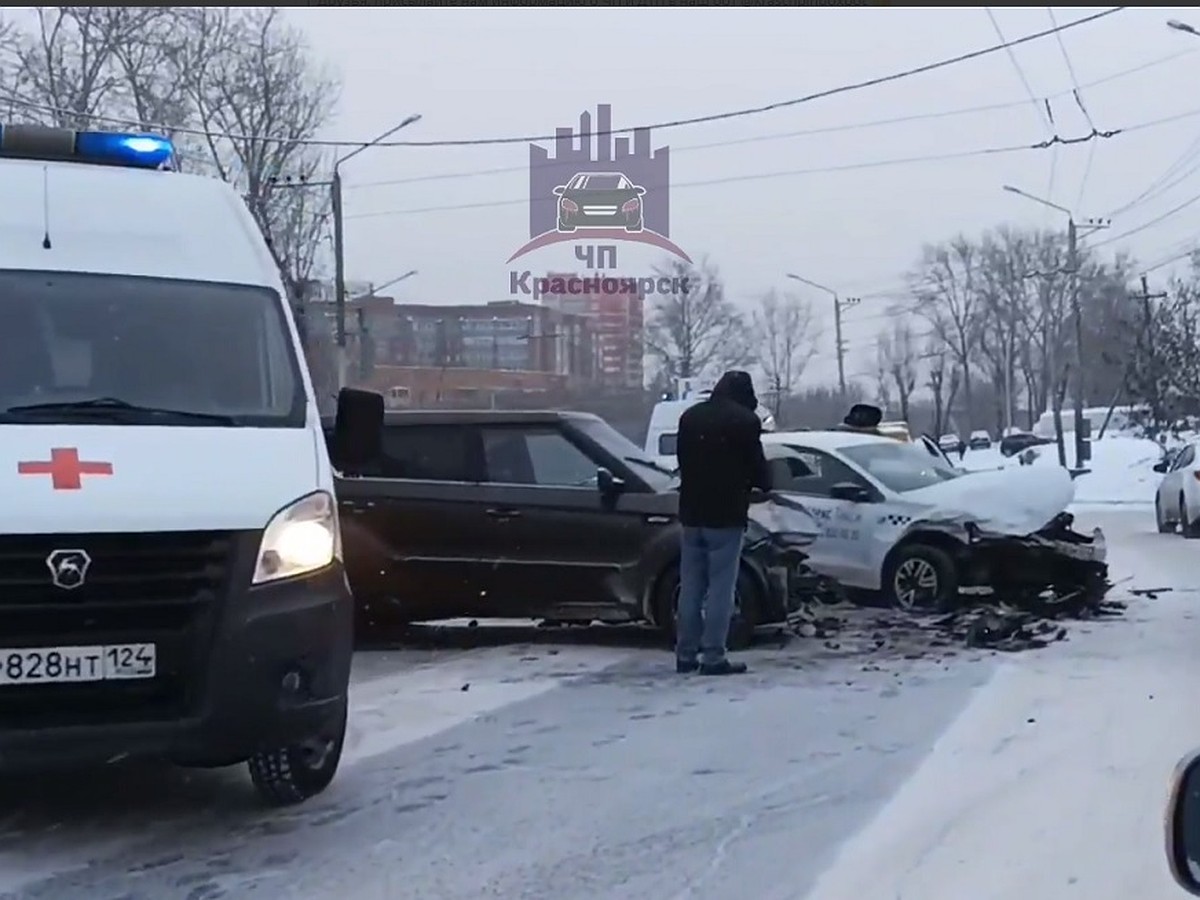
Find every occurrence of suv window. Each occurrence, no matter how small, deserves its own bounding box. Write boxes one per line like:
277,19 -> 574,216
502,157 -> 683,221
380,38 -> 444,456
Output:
657,432 -> 677,455
482,427 -> 599,486
378,424 -> 475,481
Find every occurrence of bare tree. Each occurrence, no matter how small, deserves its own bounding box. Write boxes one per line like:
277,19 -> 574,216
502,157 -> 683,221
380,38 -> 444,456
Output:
182,7 -> 338,296
974,228 -> 1037,435
645,257 -> 749,383
921,340 -> 960,436
1,8 -> 142,128
1,7 -> 337,298
1126,267 -> 1200,428
752,289 -> 820,420
910,237 -> 984,429
876,321 -> 920,422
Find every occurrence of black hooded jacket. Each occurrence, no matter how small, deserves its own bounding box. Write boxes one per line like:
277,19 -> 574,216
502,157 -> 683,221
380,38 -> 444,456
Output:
676,371 -> 772,528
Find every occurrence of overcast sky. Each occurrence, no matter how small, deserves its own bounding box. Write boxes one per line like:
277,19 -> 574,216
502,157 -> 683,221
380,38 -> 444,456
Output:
287,6 -> 1200,385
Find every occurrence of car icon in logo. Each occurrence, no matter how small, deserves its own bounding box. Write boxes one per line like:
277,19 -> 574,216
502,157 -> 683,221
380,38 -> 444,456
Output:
553,172 -> 645,233
46,548 -> 91,590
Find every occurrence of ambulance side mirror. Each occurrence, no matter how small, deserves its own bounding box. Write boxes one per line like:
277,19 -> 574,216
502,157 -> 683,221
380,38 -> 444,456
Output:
1167,750 -> 1200,895
333,388 -> 384,475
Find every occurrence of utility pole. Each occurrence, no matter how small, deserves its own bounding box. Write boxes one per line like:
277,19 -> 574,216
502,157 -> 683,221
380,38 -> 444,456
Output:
831,294 -> 862,398
330,114 -> 422,390
787,272 -> 858,400
1001,185 -> 1110,467
1135,274 -> 1169,428
1067,216 -> 1086,468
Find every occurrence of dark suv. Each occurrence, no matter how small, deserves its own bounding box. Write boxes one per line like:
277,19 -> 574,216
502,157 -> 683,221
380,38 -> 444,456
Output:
326,409 -> 815,648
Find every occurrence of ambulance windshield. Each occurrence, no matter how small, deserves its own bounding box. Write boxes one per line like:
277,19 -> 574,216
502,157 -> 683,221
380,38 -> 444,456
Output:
0,270 -> 304,427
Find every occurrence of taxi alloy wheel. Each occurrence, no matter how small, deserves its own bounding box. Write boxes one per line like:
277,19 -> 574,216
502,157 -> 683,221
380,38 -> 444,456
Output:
886,544 -> 957,612
893,558 -> 939,609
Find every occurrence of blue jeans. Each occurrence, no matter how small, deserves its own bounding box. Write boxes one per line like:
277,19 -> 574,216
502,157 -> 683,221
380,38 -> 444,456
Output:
676,526 -> 744,666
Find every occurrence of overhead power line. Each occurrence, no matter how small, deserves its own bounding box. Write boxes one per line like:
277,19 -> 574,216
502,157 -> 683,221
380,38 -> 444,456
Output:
344,105 -> 1200,221
1090,186 -> 1200,248
344,34 -> 1191,193
1045,6 -> 1100,209
986,7 -> 1058,206
0,7 -> 1125,150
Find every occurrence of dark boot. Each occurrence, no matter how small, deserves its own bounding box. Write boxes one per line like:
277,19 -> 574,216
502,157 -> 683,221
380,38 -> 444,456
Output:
699,659 -> 747,676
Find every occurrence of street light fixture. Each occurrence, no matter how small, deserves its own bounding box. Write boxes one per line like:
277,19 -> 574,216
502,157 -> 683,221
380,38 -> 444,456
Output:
354,269 -> 418,300
332,113 -> 422,388
786,273 -> 859,398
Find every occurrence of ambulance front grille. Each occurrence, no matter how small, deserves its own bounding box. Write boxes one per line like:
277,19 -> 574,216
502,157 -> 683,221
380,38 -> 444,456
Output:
0,530 -> 233,609
0,531 -> 235,725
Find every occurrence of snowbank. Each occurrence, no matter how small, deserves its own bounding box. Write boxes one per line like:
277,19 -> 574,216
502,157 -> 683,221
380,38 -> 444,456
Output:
955,437 -> 1164,506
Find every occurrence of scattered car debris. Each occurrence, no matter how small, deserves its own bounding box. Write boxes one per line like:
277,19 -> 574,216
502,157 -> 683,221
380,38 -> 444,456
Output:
1130,587 -> 1173,598
785,585 -> 1127,655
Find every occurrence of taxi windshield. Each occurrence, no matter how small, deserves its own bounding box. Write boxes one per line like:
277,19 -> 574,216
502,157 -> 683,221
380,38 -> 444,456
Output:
839,440 -> 962,493
0,270 -> 304,427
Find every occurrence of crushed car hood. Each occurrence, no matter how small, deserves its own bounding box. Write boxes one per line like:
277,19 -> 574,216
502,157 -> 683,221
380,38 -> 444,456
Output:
903,464 -> 1076,536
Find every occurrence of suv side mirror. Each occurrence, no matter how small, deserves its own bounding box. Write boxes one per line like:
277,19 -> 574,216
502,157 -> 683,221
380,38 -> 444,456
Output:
830,481 -> 871,502
1166,749 -> 1200,895
597,467 -> 625,497
333,388 -> 384,474
1154,459 -> 1170,473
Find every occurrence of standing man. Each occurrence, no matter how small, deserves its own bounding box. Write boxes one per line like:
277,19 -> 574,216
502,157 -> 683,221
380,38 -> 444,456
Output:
674,370 -> 771,676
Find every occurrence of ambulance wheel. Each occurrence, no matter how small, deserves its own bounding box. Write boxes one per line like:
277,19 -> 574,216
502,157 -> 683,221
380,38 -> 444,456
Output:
248,701 -> 347,806
884,544 -> 958,612
655,564 -> 761,651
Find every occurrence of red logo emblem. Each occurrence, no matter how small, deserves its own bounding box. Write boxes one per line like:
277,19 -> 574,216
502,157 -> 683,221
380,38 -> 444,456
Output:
18,448 -> 113,490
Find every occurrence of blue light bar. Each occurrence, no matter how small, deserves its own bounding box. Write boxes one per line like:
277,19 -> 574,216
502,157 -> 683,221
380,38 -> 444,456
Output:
0,124 -> 176,171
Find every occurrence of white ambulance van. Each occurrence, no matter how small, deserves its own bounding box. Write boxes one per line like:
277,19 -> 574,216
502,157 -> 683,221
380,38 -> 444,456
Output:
0,124 -> 358,805
644,380 -> 776,471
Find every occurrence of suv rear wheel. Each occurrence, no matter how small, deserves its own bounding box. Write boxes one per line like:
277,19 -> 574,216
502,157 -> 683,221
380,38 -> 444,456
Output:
654,564 -> 762,651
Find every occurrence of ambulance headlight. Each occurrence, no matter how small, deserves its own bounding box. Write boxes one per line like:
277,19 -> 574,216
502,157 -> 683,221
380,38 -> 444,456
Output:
253,491 -> 340,584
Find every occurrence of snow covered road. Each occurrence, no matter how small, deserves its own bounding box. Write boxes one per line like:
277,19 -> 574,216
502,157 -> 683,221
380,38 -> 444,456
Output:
808,508 -> 1199,899
1,508 -> 1193,899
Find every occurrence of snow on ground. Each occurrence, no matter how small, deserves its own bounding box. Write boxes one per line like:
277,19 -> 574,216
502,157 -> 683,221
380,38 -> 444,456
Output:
0,641 -> 637,896
804,509 -> 1197,900
957,435 -> 1165,507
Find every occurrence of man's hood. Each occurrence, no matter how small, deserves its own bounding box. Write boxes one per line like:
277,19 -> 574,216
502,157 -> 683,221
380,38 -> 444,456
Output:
711,370 -> 757,411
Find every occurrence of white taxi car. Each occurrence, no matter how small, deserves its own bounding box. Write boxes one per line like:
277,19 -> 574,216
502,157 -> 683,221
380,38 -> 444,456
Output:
762,430 -> 1106,610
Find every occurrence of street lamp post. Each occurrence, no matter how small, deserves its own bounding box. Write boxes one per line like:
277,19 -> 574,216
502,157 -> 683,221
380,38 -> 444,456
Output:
786,273 -> 860,399
332,114 -> 421,389
1001,184 -> 1110,468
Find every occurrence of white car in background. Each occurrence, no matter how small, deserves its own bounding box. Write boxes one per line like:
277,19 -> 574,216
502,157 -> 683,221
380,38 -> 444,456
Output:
1154,442 -> 1200,536
967,429 -> 993,450
761,430 -> 1106,610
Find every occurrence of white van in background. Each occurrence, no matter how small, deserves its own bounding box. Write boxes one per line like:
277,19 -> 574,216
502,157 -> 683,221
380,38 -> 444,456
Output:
645,380 -> 776,471
0,123 -> 357,805
1031,405 -> 1147,439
